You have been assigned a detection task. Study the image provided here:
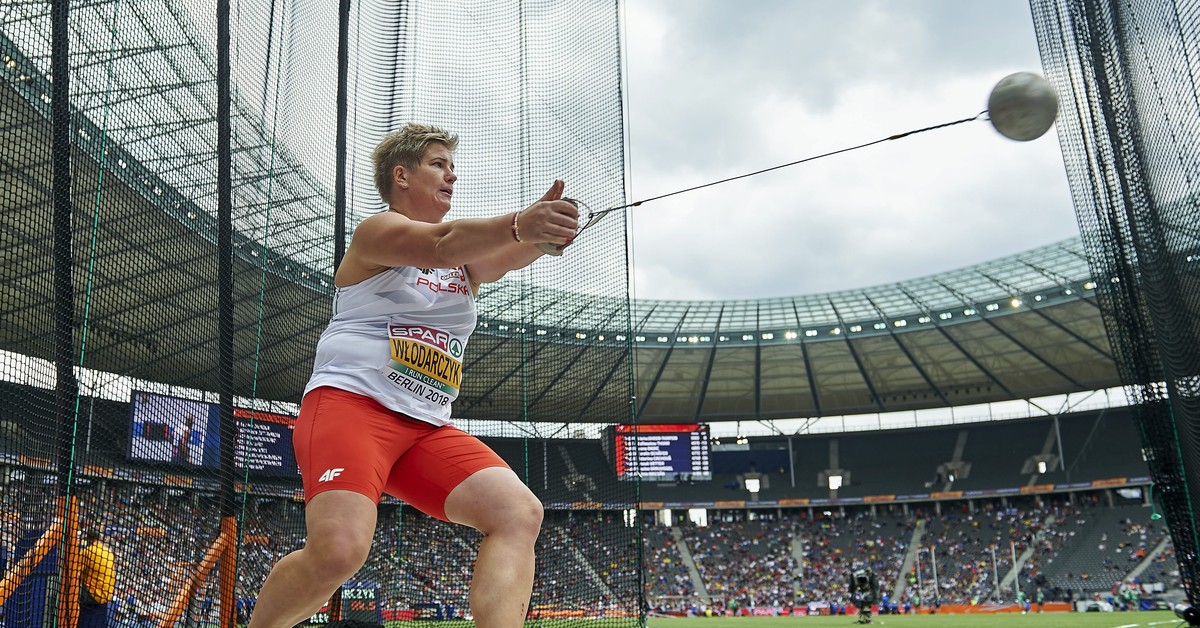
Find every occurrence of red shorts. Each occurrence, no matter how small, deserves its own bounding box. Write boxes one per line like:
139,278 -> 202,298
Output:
294,386 -> 509,521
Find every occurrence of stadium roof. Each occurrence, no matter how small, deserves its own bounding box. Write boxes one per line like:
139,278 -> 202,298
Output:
471,238 -> 1115,422
0,6 -> 1119,424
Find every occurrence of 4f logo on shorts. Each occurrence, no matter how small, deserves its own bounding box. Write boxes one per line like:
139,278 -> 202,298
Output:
318,468 -> 344,482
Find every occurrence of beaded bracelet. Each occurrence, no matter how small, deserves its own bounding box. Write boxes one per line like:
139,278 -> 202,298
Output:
511,211 -> 522,242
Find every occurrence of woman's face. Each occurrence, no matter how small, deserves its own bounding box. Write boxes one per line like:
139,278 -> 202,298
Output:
405,143 -> 456,217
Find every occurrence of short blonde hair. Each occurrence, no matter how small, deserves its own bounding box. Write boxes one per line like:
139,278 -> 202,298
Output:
372,123 -> 459,200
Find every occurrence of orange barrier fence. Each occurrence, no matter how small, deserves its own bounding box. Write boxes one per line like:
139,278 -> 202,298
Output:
55,496 -> 82,628
219,517 -> 239,628
157,519 -> 234,628
0,496 -> 73,606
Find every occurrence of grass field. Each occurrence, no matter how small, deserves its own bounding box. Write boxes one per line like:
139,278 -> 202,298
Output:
640,613 -> 1182,628
386,613 -> 1184,628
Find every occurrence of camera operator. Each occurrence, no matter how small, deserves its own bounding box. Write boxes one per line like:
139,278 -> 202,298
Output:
847,565 -> 880,625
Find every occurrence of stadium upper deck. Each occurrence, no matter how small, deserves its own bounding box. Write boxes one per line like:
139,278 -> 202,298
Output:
477,238 -> 1113,422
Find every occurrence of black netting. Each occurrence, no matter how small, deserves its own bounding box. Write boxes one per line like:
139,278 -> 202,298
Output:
1,0 -> 636,626
1030,0 -> 1200,606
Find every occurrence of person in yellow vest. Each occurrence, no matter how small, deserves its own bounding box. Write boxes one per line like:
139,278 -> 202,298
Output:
79,529 -> 116,628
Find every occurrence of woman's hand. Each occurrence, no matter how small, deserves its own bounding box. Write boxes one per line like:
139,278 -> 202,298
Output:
516,180 -> 578,246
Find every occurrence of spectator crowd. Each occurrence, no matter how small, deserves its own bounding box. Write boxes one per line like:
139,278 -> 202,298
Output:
0,481 -> 1180,622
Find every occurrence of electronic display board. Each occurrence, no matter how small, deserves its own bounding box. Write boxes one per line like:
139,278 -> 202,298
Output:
127,391 -> 299,477
611,424 -> 711,481
232,408 -> 300,477
128,391 -> 217,467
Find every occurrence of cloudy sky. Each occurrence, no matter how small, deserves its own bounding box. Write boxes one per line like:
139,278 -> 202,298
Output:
621,0 -> 1078,301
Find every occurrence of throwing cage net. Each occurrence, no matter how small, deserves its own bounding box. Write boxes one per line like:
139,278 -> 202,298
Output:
1,0 -> 637,626
1030,0 -> 1200,607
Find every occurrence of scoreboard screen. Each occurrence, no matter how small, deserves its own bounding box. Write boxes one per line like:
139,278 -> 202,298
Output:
611,424 -> 711,481
232,408 -> 301,478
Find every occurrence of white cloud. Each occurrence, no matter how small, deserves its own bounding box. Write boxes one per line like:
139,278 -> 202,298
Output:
624,0 -> 1078,300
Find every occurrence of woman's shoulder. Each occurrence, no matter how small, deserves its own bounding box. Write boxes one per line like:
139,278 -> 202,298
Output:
357,208 -> 407,227
335,264 -> 405,292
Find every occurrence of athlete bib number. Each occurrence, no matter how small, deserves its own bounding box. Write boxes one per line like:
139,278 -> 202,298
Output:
383,324 -> 464,407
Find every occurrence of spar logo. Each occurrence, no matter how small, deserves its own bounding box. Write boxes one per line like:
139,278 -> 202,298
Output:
387,323 -> 464,395
388,324 -> 451,352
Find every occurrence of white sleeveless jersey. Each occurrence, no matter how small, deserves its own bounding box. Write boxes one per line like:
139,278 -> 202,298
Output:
304,265 -> 476,426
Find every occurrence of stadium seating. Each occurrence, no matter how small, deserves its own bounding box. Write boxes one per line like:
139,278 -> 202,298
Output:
641,524 -> 695,605
0,478 -> 1182,619
0,383 -> 1177,619
1042,503 -> 1169,596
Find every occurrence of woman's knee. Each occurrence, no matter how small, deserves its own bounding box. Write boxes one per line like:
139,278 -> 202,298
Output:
307,531 -> 372,579
506,488 -> 544,538
487,482 -> 544,545
303,490 -> 377,579
448,468 -> 543,539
